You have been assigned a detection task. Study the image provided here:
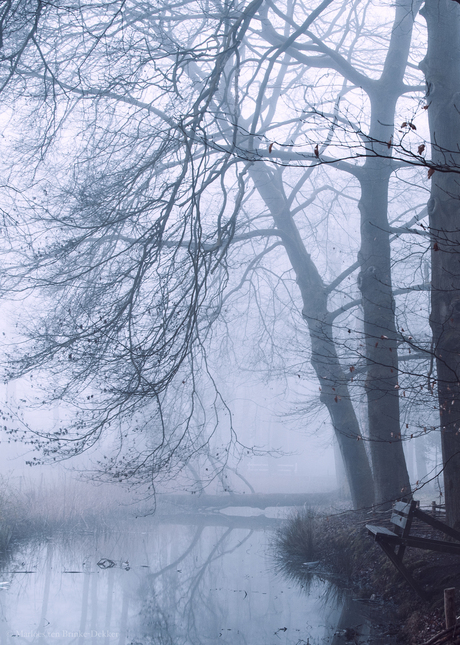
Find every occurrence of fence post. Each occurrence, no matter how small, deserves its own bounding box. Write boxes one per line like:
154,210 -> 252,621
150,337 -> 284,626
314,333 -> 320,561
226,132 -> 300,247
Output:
444,588 -> 456,629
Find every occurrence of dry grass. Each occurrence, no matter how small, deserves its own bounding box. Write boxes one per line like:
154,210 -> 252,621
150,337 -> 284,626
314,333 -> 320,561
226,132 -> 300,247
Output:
273,508 -> 403,593
0,475 -> 138,547
274,507 -> 316,562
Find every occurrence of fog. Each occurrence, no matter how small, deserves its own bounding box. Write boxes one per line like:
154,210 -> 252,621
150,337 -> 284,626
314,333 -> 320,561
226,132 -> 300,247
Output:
0,373 -> 340,495
0,0 -> 457,641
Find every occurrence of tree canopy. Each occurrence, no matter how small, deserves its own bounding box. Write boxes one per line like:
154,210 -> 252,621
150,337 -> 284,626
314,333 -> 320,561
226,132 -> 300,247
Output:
1,0 -> 459,515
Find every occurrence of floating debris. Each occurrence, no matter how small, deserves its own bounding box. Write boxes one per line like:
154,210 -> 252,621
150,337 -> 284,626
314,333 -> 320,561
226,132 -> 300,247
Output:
97,558 -> 116,569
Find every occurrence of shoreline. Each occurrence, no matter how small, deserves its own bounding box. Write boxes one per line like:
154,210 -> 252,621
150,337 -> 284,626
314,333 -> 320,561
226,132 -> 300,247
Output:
274,506 -> 460,644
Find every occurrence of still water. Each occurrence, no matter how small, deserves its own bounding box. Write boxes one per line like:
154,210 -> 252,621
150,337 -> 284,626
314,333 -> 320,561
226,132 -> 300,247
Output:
0,510 -> 393,645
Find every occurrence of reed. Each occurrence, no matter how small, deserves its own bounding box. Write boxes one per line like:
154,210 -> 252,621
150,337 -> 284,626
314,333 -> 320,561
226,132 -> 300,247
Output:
0,475 -> 136,546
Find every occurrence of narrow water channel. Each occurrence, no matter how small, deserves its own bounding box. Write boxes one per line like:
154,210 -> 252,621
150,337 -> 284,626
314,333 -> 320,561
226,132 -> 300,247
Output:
0,510 -> 396,645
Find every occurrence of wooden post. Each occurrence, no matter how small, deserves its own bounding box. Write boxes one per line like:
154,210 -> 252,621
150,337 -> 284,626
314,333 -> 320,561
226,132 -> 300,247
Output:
444,588 -> 456,629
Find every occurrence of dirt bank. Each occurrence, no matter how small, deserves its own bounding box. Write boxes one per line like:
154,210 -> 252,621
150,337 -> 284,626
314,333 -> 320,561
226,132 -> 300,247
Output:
274,507 -> 460,644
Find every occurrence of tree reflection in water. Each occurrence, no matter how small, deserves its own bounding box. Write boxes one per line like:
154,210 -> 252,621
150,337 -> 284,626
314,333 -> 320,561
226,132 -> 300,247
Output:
0,513 -> 387,644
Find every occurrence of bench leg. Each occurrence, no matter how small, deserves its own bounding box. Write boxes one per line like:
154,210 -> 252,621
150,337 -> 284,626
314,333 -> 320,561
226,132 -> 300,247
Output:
377,538 -> 429,601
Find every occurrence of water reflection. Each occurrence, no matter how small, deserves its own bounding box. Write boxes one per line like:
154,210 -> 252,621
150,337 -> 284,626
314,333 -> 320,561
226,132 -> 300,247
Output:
0,513 -> 395,644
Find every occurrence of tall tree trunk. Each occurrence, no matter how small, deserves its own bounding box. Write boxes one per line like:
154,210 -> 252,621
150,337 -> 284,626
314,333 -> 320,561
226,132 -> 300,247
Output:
250,164 -> 375,509
420,0 -> 460,528
356,0 -> 419,505
358,160 -> 410,504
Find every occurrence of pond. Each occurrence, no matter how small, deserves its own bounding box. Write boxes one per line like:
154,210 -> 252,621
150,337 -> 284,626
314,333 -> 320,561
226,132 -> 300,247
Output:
0,509 -> 397,645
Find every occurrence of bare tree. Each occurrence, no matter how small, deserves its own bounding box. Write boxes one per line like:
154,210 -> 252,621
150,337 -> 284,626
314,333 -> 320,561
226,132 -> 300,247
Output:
419,0 -> 460,528
0,0 -> 45,92
0,0 -> 438,506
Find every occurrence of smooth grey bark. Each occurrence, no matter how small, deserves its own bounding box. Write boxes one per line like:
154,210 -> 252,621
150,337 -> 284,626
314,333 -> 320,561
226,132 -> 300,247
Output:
420,0 -> 460,528
250,164 -> 375,510
355,0 -> 418,506
358,160 -> 411,505
333,436 -> 350,499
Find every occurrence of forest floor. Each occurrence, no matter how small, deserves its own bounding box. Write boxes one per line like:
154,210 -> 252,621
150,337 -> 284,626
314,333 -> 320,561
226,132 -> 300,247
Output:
275,506 -> 460,644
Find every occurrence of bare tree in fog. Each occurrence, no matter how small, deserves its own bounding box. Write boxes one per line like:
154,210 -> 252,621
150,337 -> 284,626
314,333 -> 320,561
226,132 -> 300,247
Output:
0,0 -> 444,507
419,0 -> 460,528
0,0 -> 45,92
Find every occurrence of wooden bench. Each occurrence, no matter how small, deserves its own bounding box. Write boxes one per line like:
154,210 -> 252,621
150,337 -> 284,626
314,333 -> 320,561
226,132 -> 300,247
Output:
366,500 -> 460,600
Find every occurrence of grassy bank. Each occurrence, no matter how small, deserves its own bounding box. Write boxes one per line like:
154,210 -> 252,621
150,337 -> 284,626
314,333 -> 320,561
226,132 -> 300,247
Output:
0,475 -> 138,549
274,508 -> 459,644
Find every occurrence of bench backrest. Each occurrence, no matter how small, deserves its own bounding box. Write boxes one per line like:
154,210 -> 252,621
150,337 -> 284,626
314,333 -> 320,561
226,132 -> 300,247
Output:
391,500 -> 417,537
